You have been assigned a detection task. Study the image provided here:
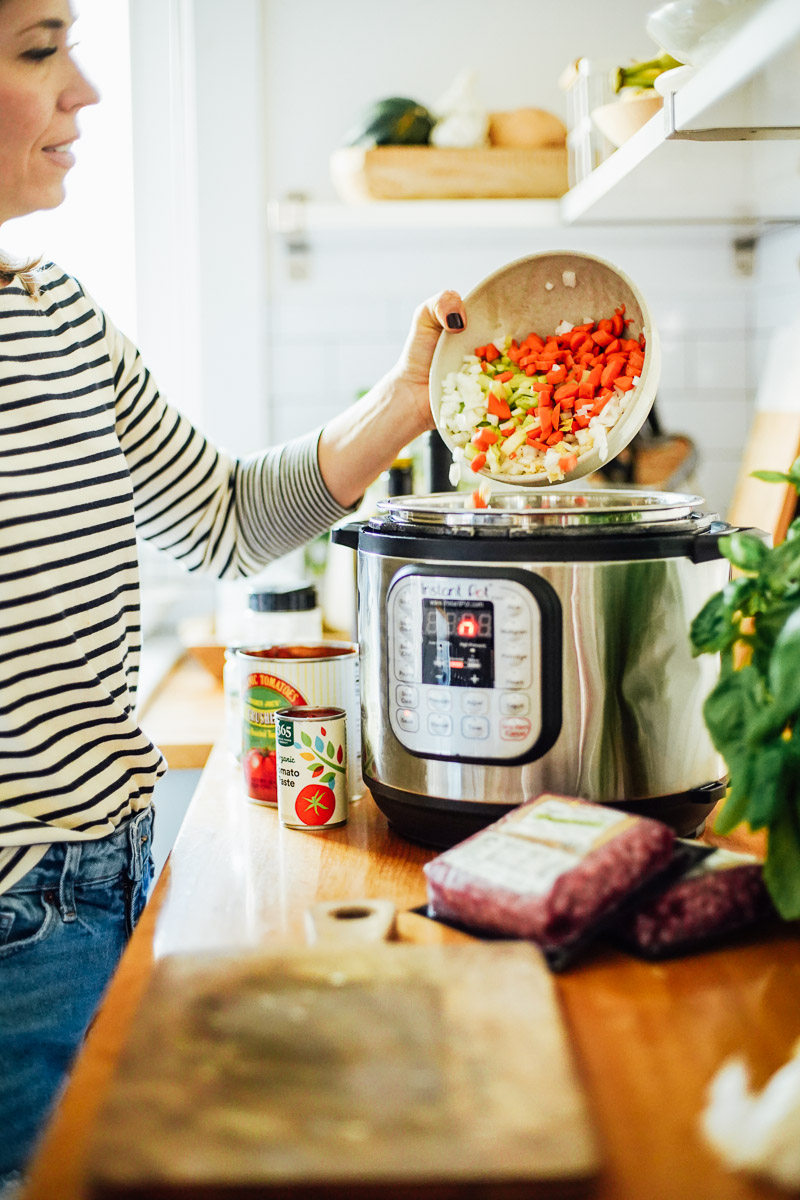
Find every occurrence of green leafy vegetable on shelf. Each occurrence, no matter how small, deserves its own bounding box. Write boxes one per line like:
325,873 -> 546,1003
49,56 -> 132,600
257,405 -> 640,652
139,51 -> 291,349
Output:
612,52 -> 683,93
690,457 -> 800,920
344,97 -> 434,147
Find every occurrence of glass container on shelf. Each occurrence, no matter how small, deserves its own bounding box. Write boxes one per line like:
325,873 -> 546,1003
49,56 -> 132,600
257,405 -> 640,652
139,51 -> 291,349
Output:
559,57 -> 617,187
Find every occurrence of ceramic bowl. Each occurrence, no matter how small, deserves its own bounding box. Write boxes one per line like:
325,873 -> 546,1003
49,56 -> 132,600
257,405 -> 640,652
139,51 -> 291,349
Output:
591,93 -> 663,148
429,250 -> 661,488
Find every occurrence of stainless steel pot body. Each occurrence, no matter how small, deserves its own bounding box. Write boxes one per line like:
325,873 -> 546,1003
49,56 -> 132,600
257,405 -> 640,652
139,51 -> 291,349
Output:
357,546 -> 727,811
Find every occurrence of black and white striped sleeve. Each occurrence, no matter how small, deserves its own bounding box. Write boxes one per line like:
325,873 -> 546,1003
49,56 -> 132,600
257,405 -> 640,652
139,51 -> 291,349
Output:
103,311 -> 354,578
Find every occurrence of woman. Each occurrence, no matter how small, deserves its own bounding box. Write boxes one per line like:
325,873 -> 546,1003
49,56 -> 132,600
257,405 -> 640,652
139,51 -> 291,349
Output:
0,0 -> 466,1189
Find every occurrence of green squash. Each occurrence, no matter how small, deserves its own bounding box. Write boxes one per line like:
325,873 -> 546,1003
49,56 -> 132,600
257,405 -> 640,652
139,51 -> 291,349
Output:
345,97 -> 434,148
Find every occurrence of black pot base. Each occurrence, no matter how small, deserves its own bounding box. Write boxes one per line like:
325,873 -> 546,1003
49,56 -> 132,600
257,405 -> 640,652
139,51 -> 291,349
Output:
365,776 -> 727,850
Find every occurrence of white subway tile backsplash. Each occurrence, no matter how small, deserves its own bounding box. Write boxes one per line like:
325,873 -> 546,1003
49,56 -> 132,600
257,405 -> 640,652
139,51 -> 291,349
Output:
658,390 -> 753,454
687,338 -> 749,391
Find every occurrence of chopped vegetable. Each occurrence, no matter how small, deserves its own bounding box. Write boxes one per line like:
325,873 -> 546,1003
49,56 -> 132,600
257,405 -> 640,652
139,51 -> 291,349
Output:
439,306 -> 645,485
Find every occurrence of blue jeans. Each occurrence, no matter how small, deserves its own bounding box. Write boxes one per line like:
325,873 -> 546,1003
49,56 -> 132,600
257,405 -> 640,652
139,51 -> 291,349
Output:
0,807 -> 154,1189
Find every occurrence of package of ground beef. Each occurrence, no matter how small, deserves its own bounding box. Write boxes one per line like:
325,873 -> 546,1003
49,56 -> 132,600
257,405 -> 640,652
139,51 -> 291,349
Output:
612,843 -> 775,959
423,794 -> 675,969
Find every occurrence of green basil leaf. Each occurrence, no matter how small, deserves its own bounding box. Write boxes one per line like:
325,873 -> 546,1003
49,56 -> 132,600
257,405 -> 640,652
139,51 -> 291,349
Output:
690,577 -> 757,655
712,768 -> 753,835
747,740 -> 791,829
702,664 -> 762,758
719,532 -> 769,573
750,469 -> 793,485
763,804 -> 800,920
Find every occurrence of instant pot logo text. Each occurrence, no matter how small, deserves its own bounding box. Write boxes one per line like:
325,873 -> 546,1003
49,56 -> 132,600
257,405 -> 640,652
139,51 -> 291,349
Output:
420,579 -> 491,601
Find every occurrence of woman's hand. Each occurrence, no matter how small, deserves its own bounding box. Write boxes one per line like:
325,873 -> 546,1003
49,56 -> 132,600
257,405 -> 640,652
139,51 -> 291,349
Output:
392,289 -> 467,431
318,289 -> 466,508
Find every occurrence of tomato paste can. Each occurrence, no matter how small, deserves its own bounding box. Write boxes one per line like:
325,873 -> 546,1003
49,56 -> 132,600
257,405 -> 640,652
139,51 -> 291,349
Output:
235,642 -> 360,807
275,706 -> 348,830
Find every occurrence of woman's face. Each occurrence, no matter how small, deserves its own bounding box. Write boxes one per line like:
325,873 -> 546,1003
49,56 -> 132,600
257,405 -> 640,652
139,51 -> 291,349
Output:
0,0 -> 99,225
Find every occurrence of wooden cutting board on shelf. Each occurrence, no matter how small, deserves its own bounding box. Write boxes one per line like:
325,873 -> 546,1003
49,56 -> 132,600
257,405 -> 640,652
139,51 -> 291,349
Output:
85,942 -> 600,1199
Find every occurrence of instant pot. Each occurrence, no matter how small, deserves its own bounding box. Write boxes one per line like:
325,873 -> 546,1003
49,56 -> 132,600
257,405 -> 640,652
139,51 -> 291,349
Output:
332,489 -> 754,848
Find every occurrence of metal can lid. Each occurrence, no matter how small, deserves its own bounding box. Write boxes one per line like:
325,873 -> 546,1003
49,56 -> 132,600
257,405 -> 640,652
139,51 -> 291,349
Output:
247,582 -> 318,613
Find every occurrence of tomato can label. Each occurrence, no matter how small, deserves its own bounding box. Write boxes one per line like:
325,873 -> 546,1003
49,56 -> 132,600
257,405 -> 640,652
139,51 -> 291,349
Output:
275,706 -> 348,830
236,642 -> 360,808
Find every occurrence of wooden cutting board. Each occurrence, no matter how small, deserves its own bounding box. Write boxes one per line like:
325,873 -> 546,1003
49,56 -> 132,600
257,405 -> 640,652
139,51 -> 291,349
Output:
86,942 -> 600,1198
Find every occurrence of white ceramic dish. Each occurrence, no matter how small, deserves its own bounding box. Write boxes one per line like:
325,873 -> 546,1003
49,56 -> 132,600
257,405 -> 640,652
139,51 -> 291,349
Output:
429,250 -> 661,488
590,93 -> 663,148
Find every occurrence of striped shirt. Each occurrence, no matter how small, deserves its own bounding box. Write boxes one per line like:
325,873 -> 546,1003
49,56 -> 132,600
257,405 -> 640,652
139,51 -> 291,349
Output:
0,263 -> 351,895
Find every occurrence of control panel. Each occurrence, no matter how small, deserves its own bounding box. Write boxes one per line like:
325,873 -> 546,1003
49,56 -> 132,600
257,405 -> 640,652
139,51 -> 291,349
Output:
387,570 -> 546,762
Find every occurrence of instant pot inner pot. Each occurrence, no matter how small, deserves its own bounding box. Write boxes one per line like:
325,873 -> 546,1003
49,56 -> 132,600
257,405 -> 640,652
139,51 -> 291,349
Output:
358,489 -> 728,848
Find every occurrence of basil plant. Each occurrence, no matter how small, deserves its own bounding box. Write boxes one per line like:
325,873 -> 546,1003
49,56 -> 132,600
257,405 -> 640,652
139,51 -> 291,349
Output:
690,457 -> 800,920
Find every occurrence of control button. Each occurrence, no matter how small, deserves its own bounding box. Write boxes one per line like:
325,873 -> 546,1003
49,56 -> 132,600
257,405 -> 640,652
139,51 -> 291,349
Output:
461,716 -> 489,739
500,692 -> 530,716
500,625 -> 527,640
398,617 -> 413,634
396,591 -> 412,613
397,640 -> 414,660
505,598 -> 523,617
500,716 -> 532,741
427,713 -> 453,738
396,663 -> 414,682
396,685 -> 418,708
396,708 -> 419,733
500,651 -> 528,666
427,690 -> 452,713
503,671 -> 525,690
461,693 -> 488,715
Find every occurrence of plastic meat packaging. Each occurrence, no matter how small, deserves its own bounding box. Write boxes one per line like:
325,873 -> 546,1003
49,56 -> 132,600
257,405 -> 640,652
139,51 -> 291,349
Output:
612,842 -> 774,959
423,794 -> 675,969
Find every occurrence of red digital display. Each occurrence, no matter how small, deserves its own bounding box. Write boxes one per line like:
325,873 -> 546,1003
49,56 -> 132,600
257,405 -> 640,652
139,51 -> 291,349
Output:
456,614 -> 479,638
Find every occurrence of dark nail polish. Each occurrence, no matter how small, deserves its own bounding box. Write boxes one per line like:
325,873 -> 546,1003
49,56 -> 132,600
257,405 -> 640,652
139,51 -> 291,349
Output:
446,312 -> 464,330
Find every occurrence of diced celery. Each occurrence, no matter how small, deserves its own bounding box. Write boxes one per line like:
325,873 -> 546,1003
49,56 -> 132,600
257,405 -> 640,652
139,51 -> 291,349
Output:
486,444 -> 501,473
477,374 -> 492,391
464,442 -> 478,460
502,428 -> 527,457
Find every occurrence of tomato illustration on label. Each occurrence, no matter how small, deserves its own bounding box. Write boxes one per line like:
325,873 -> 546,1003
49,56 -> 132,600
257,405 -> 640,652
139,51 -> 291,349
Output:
243,748 -> 278,803
294,783 -> 336,826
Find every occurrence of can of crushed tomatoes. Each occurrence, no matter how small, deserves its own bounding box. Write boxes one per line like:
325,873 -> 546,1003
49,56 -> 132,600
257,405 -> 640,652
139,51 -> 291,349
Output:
235,642 -> 360,807
275,706 -> 348,830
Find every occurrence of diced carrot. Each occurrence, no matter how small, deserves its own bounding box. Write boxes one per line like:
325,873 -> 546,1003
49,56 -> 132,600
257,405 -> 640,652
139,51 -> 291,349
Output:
471,428 -> 499,448
484,343 -> 500,362
536,386 -> 553,404
611,312 -> 624,337
546,364 -> 567,384
474,346 -> 486,357
579,364 -> 603,399
625,362 -> 638,377
499,420 -> 516,434
615,376 -> 635,391
560,394 -> 575,411
480,361 -> 489,373
592,329 -> 613,348
531,439 -> 550,452
573,414 -> 590,429
539,407 -> 553,438
546,432 -> 563,445
597,318 -> 614,334
554,382 -> 578,402
525,365 -> 537,376
571,322 -> 595,333
605,338 -> 621,355
552,403 -> 561,428
472,489 -> 488,508
507,346 -> 522,363
470,452 -> 487,473
487,393 -> 511,420
628,352 -> 645,371
559,453 -> 579,473
496,370 -> 513,383
601,358 -> 625,388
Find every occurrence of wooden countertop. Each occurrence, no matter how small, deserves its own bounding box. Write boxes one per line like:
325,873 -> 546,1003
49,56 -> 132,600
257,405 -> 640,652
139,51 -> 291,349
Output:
21,659 -> 800,1200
